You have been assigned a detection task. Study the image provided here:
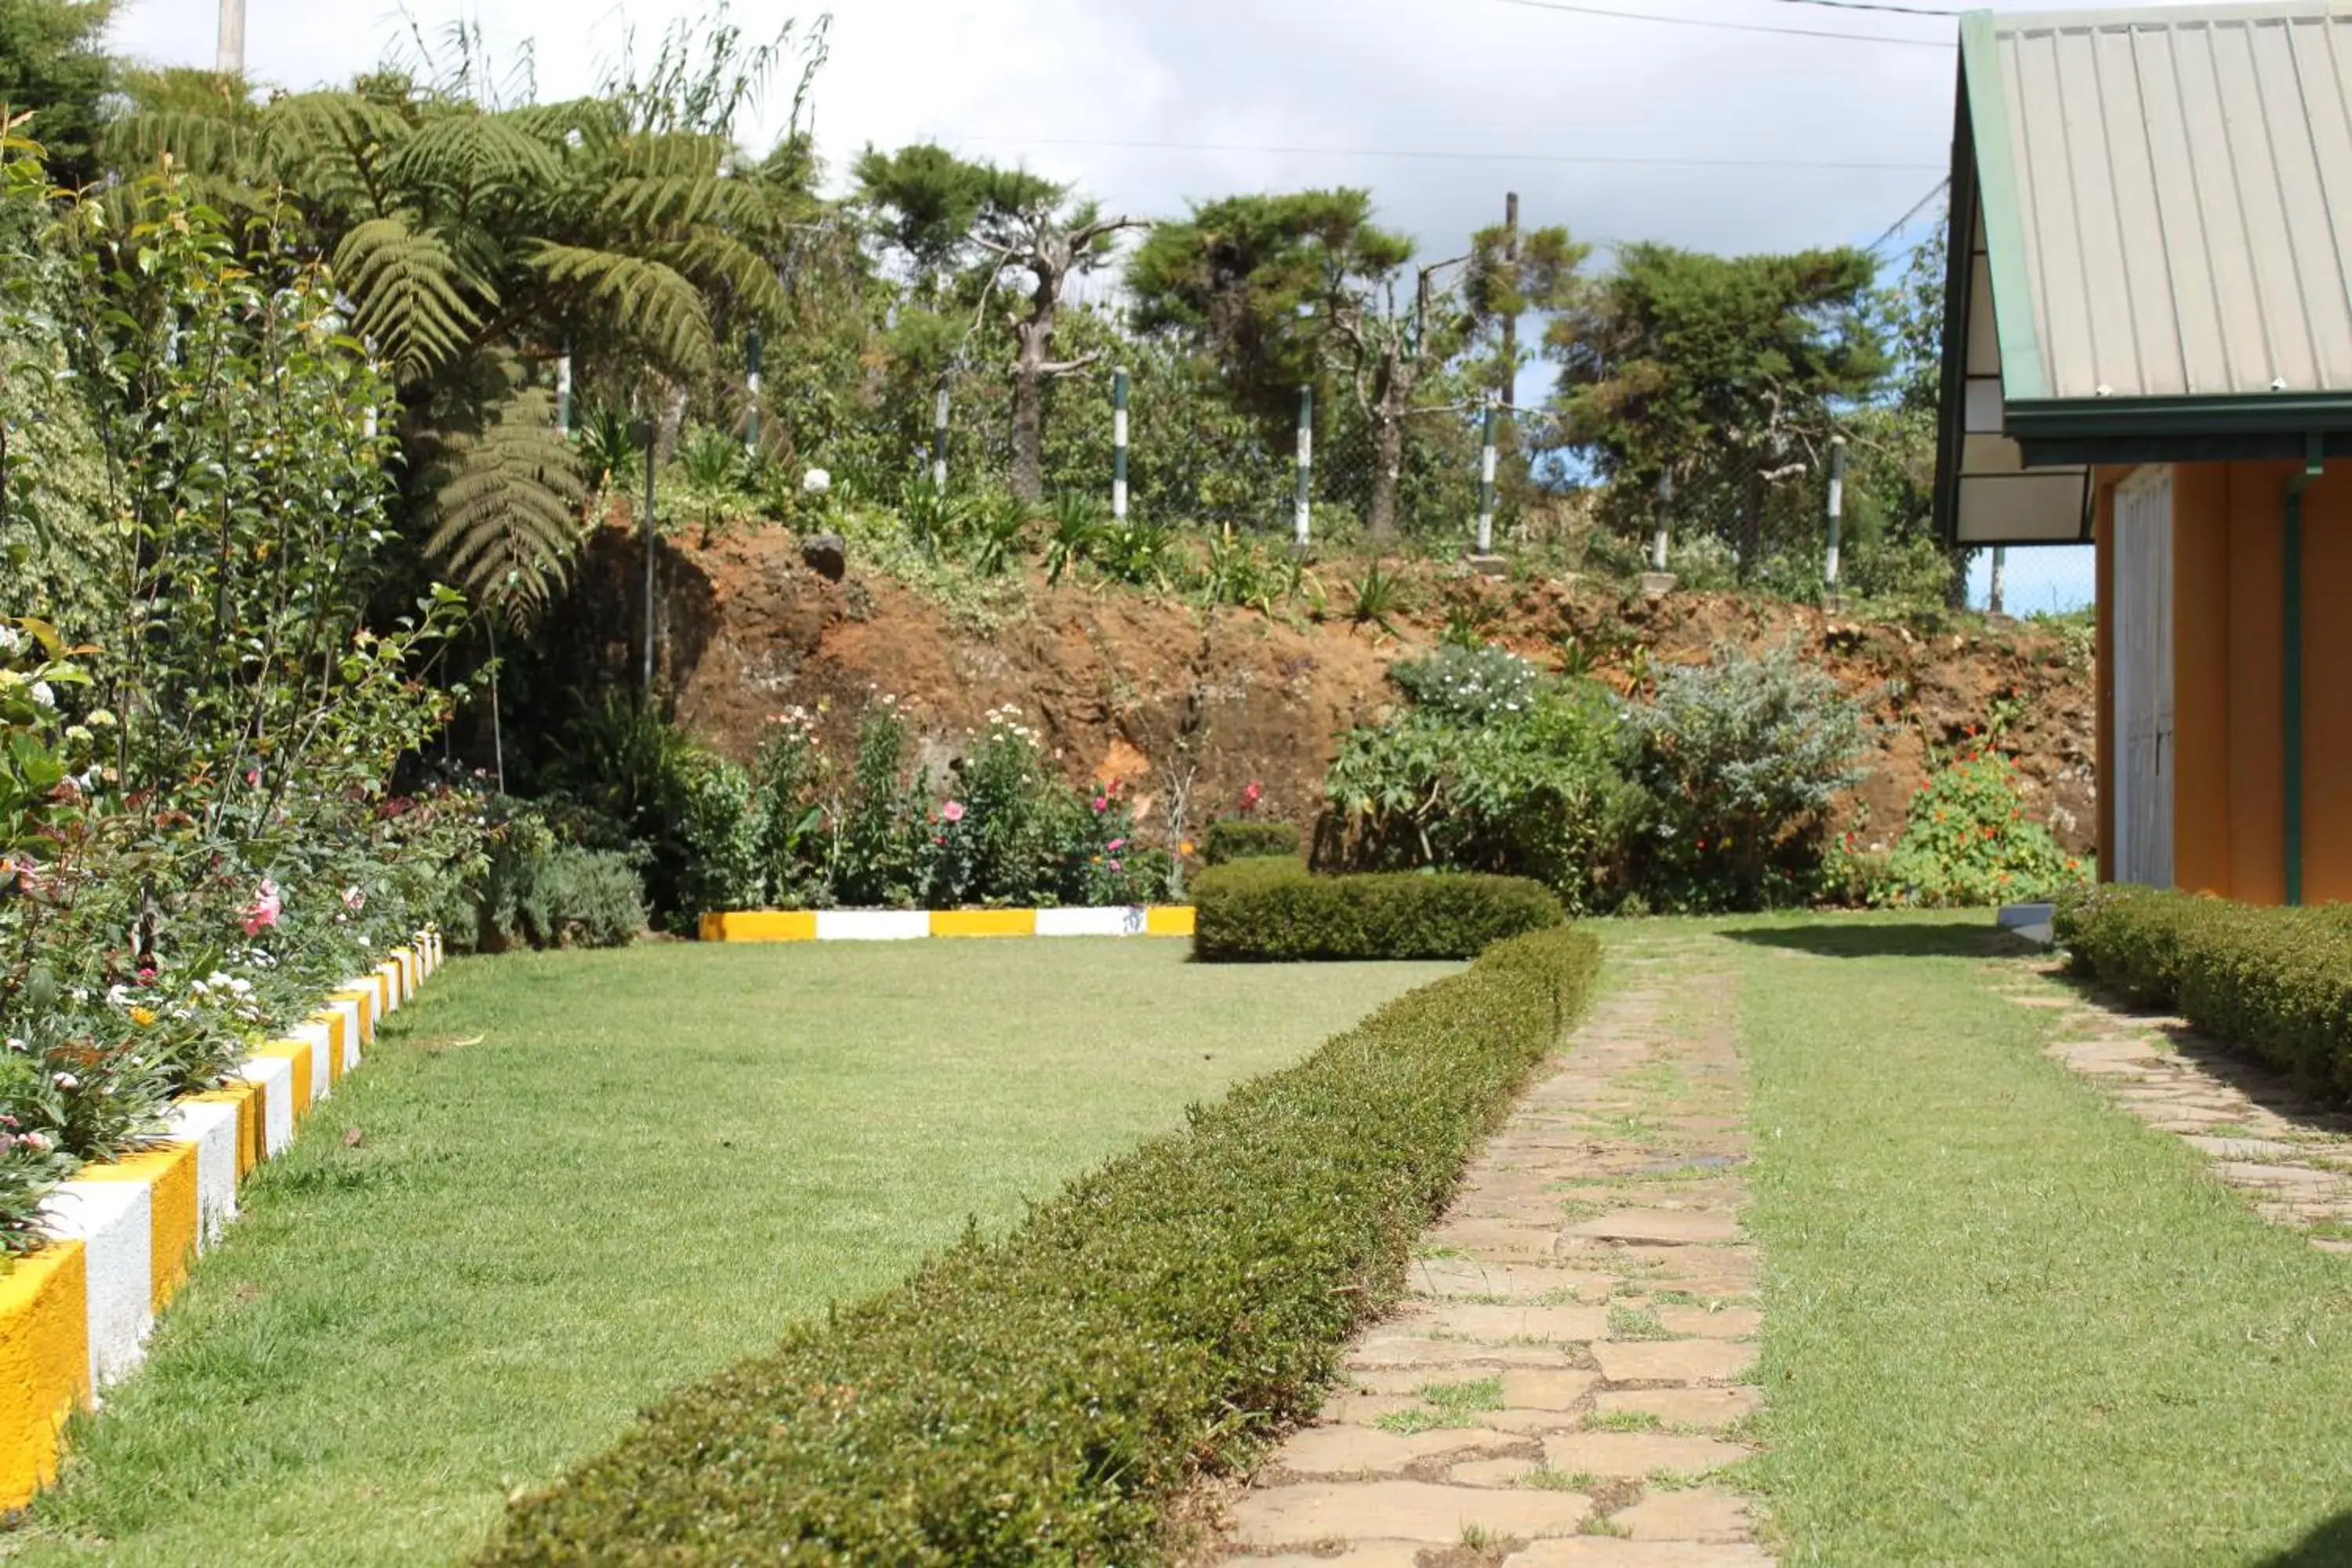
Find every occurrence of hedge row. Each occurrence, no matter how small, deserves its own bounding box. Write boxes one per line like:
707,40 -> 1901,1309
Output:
2055,885 -> 2352,1101
1192,858 -> 1564,962
1201,818 -> 1301,866
478,924 -> 1600,1566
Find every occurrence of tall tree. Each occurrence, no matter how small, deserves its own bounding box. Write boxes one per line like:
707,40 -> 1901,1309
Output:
0,0 -> 115,188
1547,244 -> 1884,571
856,145 -> 1140,502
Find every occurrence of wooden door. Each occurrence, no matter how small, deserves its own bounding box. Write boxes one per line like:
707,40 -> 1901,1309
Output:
2113,466 -> 2175,887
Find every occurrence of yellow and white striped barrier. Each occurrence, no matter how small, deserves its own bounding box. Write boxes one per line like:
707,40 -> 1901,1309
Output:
0,928 -> 444,1508
698,906 -> 1197,942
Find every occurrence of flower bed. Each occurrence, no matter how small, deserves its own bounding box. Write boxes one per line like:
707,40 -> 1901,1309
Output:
477,923 -> 1599,1563
0,931 -> 440,1508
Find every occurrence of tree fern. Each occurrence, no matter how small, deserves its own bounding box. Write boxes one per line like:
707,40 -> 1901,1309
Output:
423,387 -> 588,622
528,241 -> 713,370
334,215 -> 488,377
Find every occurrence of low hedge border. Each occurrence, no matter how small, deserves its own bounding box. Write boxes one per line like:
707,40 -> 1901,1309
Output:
2054,886 -> 2352,1102
1191,858 -> 1564,962
478,923 -> 1602,1565
1,932 -> 441,1509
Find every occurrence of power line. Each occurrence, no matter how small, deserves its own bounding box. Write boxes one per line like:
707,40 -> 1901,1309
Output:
1487,0 -> 1955,48
1757,0 -> 1961,16
1864,176 -> 1951,255
946,132 -> 1944,174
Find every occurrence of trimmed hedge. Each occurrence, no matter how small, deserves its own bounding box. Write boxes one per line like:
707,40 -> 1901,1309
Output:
2055,885 -> 2352,1100
1202,817 -> 1301,866
478,924 -> 1600,1566
1192,858 -> 1564,962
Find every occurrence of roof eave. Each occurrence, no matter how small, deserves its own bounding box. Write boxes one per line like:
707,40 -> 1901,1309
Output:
2005,391 -> 2352,440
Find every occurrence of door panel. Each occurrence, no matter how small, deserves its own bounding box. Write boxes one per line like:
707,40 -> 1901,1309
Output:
2114,467 -> 2176,887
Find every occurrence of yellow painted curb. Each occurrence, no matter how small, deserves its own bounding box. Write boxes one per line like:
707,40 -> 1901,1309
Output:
1146,906 -> 1197,936
332,988 -> 376,1047
71,1145 -> 200,1312
313,1009 -> 348,1084
254,1040 -> 314,1125
930,909 -> 1040,938
188,1083 -> 262,1177
0,1242 -> 89,1509
702,909 -> 818,942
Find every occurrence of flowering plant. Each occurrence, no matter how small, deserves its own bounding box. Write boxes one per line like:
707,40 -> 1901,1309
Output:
1873,746 -> 2085,908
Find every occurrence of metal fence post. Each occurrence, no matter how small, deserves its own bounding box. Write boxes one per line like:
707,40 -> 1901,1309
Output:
745,330 -> 763,458
1989,546 -> 2008,615
555,350 -> 572,436
638,418 -> 658,695
1476,395 -> 1498,556
1112,365 -> 1130,521
1653,469 -> 1673,572
931,371 -> 951,493
1825,435 -> 1847,595
1294,385 -> 1314,549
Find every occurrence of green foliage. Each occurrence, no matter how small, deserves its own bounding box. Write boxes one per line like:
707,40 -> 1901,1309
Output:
477,924 -> 1599,1563
1871,750 -> 2086,908
1202,818 -> 1299,866
0,0 -> 115,187
1040,494 -> 1104,584
459,819 -> 647,952
1621,644 -> 1871,910
1192,858 -> 1563,962
2056,887 -> 2352,1104
425,385 -> 590,620
1389,643 -> 1538,722
1348,559 -> 1409,633
1326,678 -> 1632,913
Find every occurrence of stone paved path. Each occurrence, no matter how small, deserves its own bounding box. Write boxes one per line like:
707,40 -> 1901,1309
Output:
1988,953 -> 2352,1251
1210,932 -> 1771,1567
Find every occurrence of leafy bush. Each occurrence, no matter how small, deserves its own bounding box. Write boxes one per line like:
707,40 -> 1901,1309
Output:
2056,887 -> 2352,1103
1621,643 -> 1871,910
1203,818 -> 1300,866
1873,750 -> 2085,907
478,924 -> 1600,1565
1192,858 -> 1563,962
1388,643 -> 1539,723
1325,680 -> 1632,913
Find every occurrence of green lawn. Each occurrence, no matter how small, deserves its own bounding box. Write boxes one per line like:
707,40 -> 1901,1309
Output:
5,941 -> 1450,1568
1726,912 -> 2352,1566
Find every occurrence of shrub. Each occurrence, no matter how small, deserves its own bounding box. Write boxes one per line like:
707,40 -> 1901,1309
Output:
1324,680 -> 1632,913
442,806 -> 646,953
1874,750 -> 2085,907
1203,818 -> 1300,866
1388,643 -> 1539,723
477,924 -> 1600,1565
2056,887 -> 2352,1102
1192,858 -> 1563,962
1621,642 -> 1871,910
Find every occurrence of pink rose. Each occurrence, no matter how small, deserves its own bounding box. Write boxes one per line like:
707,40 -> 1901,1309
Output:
942,800 -> 966,824
1107,858 -> 1123,873
1107,838 -> 1127,852
1092,796 -> 1109,814
243,878 -> 282,936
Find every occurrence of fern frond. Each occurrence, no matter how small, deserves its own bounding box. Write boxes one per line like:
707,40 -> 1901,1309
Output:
661,231 -> 788,322
334,216 -> 489,378
527,241 -> 713,369
390,110 -> 563,200
105,111 -> 256,174
423,387 -> 589,619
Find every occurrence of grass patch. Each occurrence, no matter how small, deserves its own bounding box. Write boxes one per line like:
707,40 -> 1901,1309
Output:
10,942 -> 1450,1568
1606,1305 -> 1676,1341
1375,1377 -> 1507,1434
1726,909 -> 2352,1564
1584,1409 -> 1663,1432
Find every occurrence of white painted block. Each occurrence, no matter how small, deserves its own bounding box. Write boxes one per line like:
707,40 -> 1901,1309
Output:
42,1179 -> 153,1390
292,1022 -> 334,1102
342,977 -> 383,1027
1036,906 -> 1147,938
165,1101 -> 242,1245
328,996 -> 364,1073
815,909 -> 931,942
237,1054 -> 296,1157
377,960 -> 404,1012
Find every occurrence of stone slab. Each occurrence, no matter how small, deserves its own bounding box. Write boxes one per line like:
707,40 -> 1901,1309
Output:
1592,1340 -> 1757,1384
1276,1424 -> 1526,1477
1227,1479 -> 1592,1547
1541,1432 -> 1751,1479
1611,1486 -> 1755,1542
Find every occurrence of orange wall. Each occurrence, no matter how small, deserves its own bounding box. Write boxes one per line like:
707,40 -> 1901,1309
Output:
2100,458 -> 2352,905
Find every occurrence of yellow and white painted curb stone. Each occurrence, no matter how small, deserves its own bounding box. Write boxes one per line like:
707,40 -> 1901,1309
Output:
0,928 -> 445,1508
699,906 -> 1197,942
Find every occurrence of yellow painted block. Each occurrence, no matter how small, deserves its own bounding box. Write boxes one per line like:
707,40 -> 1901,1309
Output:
188,1086 -> 260,1177
73,1144 -> 200,1312
311,1010 -> 348,1083
257,1040 -> 313,1123
930,909 -> 1038,938
332,989 -> 376,1048
1145,906 -> 1197,937
705,910 -> 819,942
0,1241 -> 89,1509
374,963 -> 399,1011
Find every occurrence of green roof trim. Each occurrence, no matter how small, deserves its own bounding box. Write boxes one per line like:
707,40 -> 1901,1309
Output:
2004,390 -> 2352,439
1960,11 -> 2046,401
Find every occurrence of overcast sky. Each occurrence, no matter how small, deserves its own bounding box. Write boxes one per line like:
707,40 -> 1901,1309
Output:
104,0 -> 2113,606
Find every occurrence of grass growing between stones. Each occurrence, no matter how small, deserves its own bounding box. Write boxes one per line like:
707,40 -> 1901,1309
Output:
6,941 -> 1449,1568
1730,910 -> 2352,1566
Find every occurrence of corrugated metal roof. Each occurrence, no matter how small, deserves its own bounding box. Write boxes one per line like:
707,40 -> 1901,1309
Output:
1968,1 -> 2352,402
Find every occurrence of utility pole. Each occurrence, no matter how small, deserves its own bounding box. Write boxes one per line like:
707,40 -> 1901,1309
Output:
216,0 -> 246,76
1500,191 -> 1519,450
1824,436 -> 1847,604
1989,546 -> 2008,615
